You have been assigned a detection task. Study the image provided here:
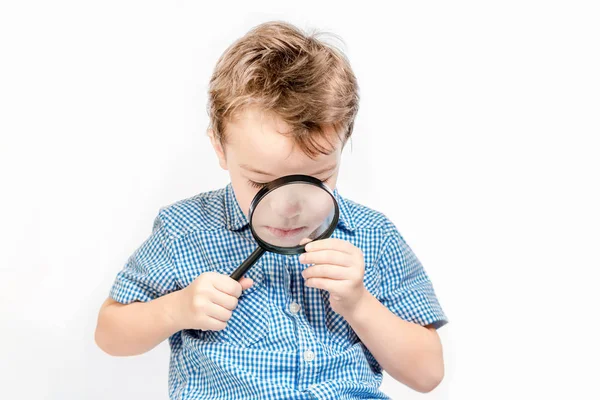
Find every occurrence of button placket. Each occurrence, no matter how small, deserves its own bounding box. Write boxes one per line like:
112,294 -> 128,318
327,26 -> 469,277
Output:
282,254 -> 292,292
285,255 -> 318,387
283,255 -> 296,315
295,302 -> 319,389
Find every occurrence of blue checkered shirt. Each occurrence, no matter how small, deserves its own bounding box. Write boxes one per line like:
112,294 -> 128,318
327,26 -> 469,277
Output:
110,184 -> 448,399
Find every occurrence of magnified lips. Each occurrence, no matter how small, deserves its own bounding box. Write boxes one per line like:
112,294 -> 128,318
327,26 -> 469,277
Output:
265,226 -> 307,238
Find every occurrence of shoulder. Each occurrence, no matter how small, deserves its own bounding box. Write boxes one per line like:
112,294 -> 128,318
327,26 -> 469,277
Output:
153,187 -> 229,240
338,195 -> 398,235
336,194 -> 406,266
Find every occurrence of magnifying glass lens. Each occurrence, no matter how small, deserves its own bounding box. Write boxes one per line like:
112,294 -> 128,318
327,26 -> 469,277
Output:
251,182 -> 335,249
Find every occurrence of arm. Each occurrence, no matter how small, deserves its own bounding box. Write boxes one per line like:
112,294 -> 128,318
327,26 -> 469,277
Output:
98,212 -> 249,356
301,236 -> 447,393
95,294 -> 182,356
344,291 -> 444,392
95,273 -> 253,357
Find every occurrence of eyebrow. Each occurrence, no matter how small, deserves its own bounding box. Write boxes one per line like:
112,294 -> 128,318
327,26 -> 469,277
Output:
240,164 -> 337,177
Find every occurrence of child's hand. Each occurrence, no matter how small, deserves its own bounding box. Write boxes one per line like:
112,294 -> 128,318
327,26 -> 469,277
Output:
173,272 -> 253,331
300,238 -> 368,318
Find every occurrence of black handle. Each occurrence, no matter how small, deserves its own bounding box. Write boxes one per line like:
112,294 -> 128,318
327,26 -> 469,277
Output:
230,246 -> 265,281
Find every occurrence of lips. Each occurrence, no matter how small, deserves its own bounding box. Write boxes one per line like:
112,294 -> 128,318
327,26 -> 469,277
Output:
265,226 -> 307,238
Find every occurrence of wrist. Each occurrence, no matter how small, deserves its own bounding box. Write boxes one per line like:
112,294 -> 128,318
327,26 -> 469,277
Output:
159,290 -> 185,333
340,286 -> 372,322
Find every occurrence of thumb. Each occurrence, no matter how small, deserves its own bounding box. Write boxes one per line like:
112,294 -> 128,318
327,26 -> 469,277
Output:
239,277 -> 254,291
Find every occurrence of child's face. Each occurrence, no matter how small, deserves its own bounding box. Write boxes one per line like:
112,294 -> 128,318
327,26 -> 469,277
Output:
250,182 -> 336,247
210,106 -> 342,241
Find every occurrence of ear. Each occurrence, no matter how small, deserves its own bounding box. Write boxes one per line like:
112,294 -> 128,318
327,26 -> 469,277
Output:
207,129 -> 228,170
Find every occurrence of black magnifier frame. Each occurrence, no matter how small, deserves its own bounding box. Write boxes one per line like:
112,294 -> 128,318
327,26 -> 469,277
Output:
230,174 -> 339,281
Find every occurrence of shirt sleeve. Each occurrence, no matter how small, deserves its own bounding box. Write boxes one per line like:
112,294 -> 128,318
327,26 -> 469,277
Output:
109,212 -> 179,304
377,224 -> 448,330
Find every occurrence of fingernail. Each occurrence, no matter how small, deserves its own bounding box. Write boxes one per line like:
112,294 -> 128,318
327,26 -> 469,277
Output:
299,254 -> 306,262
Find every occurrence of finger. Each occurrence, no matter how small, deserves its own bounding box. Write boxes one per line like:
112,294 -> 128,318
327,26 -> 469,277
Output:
302,264 -> 349,280
299,237 -> 313,246
305,238 -> 357,254
304,277 -> 343,293
209,289 -> 239,311
212,275 -> 243,297
205,303 -> 233,323
239,277 -> 254,291
300,249 -> 354,267
204,317 -> 227,332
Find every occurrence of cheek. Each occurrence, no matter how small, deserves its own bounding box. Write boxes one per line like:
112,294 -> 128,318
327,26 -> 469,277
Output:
238,195 -> 252,216
308,198 -> 335,224
229,176 -> 257,217
325,175 -> 338,191
238,192 -> 256,217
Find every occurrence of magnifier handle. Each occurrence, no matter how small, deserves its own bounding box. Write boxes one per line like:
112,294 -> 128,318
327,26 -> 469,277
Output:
230,247 -> 265,281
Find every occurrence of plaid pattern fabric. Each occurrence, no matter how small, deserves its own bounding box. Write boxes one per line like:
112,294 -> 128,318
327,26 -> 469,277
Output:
110,184 -> 448,399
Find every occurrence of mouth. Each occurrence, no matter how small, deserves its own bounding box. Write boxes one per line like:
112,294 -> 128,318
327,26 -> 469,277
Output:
265,226 -> 307,238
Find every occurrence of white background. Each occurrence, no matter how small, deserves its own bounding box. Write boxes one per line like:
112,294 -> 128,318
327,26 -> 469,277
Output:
1,1 -> 599,399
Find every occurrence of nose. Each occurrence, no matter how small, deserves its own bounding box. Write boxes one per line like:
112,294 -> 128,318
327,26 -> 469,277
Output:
271,194 -> 302,220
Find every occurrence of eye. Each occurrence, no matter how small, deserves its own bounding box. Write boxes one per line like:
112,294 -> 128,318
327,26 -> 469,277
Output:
247,180 -> 269,189
248,175 -> 332,190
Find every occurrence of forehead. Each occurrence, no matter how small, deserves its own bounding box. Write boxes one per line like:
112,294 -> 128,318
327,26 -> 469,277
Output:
224,106 -> 341,169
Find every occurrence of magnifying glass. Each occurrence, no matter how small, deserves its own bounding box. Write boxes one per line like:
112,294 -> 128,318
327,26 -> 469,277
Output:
230,174 -> 339,281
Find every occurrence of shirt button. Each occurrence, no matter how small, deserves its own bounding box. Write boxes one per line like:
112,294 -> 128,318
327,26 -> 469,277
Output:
303,350 -> 315,362
289,302 -> 301,314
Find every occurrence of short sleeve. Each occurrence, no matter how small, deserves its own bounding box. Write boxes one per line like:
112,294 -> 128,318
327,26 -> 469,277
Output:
377,226 -> 448,330
109,212 -> 179,304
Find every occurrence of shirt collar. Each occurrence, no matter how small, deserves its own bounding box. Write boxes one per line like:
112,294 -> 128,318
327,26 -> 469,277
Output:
224,183 -> 355,233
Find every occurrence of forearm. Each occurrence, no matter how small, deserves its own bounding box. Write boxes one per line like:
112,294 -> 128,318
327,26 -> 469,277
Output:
95,292 -> 183,357
344,291 -> 444,393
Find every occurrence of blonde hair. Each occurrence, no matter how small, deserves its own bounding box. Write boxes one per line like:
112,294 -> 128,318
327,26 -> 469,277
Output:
207,21 -> 359,157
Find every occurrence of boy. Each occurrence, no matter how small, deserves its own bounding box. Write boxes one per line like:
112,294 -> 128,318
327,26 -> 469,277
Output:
95,21 -> 448,399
